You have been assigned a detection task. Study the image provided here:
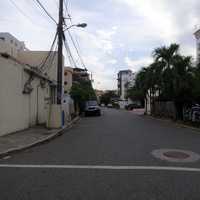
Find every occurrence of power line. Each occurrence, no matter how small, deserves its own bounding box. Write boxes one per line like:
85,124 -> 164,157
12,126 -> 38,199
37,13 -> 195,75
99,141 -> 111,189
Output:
63,36 -> 77,68
44,44 -> 58,72
39,31 -> 58,71
8,0 -> 37,25
66,30 -> 86,69
63,2 -> 86,69
64,0 -> 70,18
32,0 -> 57,24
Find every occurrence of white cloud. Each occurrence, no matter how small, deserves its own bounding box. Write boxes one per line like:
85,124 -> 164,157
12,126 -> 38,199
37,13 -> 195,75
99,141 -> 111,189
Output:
1,0 -> 199,90
125,57 -> 153,72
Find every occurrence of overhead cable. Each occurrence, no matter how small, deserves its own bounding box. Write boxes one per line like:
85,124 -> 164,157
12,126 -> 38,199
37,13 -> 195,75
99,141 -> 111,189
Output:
32,0 -> 57,24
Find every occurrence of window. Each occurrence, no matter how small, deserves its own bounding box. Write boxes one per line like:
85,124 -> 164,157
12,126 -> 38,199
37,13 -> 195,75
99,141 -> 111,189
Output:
10,40 -> 13,44
64,71 -> 68,76
0,37 -> 5,41
64,81 -> 67,85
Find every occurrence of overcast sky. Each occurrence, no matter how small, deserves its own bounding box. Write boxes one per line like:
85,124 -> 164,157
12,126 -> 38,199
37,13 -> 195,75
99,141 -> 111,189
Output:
0,0 -> 199,90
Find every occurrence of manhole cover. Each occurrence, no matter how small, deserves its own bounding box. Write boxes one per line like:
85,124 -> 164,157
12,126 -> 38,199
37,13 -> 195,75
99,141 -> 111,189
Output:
163,151 -> 190,159
152,149 -> 200,163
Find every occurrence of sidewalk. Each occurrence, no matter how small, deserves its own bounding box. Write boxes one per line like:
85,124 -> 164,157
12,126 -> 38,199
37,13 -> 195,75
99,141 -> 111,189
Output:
0,117 -> 79,158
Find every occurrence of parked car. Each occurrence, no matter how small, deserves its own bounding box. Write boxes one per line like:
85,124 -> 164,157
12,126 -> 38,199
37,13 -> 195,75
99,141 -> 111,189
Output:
84,100 -> 101,116
125,103 -> 142,110
107,103 -> 113,108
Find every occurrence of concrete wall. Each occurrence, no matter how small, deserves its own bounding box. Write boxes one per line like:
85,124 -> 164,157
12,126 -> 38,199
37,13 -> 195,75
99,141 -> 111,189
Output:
18,51 -> 59,82
64,67 -> 73,94
0,55 -> 50,136
63,94 -> 74,123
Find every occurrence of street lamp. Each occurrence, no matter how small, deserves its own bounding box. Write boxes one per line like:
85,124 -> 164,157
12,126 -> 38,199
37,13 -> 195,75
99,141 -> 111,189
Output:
64,23 -> 87,31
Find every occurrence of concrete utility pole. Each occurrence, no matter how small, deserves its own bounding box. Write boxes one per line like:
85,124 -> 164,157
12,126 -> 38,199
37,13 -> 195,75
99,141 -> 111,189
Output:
57,0 -> 64,104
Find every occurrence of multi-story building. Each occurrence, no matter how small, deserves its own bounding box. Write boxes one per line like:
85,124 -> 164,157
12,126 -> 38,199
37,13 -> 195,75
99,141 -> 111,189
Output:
72,67 -> 90,82
194,28 -> 200,64
0,32 -> 26,58
117,70 -> 135,100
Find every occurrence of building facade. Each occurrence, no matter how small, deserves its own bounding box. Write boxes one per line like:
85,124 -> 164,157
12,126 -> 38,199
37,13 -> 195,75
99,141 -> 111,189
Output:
64,67 -> 73,94
194,28 -> 200,64
0,32 -> 26,59
73,67 -> 90,82
117,70 -> 135,100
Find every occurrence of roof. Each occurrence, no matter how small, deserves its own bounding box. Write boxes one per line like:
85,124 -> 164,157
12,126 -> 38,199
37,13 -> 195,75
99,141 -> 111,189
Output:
0,32 -> 24,43
64,66 -> 73,73
118,70 -> 132,74
73,67 -> 88,72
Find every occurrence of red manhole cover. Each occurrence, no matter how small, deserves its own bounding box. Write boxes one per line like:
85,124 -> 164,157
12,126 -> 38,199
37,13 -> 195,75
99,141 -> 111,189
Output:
163,151 -> 190,159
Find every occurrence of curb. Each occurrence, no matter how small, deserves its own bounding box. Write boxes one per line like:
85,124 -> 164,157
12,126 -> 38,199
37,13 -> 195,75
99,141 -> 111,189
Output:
145,115 -> 200,132
0,116 -> 80,158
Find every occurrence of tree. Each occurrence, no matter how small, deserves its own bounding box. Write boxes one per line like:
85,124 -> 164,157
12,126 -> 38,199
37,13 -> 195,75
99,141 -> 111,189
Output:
100,91 -> 118,106
127,43 -> 197,120
153,43 -> 179,70
70,80 -> 96,113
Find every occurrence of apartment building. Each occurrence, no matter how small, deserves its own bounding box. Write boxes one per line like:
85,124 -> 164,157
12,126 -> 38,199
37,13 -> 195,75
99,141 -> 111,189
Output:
0,32 -> 26,58
117,70 -> 135,100
194,28 -> 200,64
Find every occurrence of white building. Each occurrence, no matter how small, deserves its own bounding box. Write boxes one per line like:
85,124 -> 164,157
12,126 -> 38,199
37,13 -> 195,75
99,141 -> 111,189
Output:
117,70 -> 135,108
0,32 -> 26,58
194,28 -> 200,64
117,70 -> 135,100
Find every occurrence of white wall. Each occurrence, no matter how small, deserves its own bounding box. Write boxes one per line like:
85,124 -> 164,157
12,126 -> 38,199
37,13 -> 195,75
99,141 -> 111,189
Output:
18,51 -> 59,82
0,55 -> 50,136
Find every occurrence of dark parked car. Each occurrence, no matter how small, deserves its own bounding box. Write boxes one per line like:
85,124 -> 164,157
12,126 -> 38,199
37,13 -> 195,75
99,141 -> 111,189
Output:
85,100 -> 101,116
125,103 -> 142,110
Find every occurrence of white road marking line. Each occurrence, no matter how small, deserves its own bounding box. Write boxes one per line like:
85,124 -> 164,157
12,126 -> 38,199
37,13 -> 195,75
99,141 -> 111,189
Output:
0,164 -> 200,172
2,156 -> 11,160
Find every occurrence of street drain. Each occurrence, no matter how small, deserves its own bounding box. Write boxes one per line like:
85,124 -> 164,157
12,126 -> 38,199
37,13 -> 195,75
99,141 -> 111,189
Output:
151,149 -> 200,163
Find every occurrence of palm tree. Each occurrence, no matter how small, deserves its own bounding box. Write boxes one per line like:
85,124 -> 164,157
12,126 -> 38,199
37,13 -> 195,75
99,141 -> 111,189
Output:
171,55 -> 194,119
153,43 -> 179,70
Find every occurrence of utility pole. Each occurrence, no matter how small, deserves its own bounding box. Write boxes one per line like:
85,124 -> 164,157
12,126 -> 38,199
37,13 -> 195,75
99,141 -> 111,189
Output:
57,0 -> 63,104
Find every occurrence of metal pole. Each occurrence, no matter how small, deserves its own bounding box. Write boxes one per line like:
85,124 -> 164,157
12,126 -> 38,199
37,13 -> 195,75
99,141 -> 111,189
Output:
57,0 -> 63,104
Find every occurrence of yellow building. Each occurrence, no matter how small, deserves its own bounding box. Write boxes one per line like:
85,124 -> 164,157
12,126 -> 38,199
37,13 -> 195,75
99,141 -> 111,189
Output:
64,66 -> 73,94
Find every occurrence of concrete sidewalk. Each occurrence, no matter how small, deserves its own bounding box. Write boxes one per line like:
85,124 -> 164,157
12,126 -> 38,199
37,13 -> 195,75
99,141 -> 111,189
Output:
0,117 -> 79,157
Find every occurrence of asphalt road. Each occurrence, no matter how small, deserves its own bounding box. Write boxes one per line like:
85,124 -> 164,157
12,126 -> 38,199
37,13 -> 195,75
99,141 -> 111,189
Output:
1,108 -> 200,199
